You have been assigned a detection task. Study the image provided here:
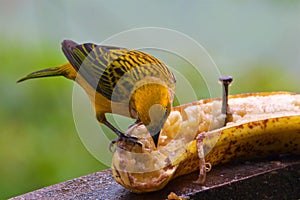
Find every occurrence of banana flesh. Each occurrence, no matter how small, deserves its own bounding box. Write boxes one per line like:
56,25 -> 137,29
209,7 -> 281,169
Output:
111,92 -> 300,193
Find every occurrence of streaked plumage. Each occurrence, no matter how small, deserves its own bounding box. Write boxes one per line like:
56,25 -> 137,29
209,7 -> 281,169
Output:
18,40 -> 176,147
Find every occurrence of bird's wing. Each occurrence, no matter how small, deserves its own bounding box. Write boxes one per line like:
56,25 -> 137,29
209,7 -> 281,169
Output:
61,40 -> 131,100
61,40 -> 176,101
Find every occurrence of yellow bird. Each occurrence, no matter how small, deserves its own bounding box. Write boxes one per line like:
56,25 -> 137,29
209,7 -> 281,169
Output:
18,40 -> 176,147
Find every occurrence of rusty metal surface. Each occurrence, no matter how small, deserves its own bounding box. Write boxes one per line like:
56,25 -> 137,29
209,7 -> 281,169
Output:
11,156 -> 300,200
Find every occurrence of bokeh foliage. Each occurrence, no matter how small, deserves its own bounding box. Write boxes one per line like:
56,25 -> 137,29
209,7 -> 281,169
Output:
0,39 -> 103,199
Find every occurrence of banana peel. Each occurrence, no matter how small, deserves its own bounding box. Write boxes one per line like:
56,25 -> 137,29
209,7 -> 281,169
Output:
111,92 -> 300,193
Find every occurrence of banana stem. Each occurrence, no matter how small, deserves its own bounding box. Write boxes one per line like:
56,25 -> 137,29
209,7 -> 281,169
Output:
195,133 -> 207,184
219,76 -> 233,125
195,133 -> 212,184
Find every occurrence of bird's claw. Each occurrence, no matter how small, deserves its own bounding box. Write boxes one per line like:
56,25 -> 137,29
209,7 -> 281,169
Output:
109,135 -> 142,152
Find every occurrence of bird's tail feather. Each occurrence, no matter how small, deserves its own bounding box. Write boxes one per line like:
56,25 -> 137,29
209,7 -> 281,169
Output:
17,63 -> 70,83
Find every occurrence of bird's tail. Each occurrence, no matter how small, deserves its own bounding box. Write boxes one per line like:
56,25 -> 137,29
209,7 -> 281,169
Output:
17,63 -> 74,83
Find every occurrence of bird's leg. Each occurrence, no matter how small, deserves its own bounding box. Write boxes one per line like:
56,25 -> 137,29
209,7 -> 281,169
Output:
128,119 -> 141,129
102,118 -> 142,149
102,119 -> 126,138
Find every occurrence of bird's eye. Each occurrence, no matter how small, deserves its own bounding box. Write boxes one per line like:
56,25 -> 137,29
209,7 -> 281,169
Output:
163,106 -> 170,118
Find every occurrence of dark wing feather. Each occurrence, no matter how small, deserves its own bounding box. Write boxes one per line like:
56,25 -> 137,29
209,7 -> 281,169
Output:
61,40 -> 176,102
61,40 -> 130,100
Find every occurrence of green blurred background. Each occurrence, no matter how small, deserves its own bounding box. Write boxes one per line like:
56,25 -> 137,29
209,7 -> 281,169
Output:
1,1 -> 300,199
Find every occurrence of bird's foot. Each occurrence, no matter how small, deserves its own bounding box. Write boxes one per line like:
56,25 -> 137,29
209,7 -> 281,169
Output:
109,135 -> 142,152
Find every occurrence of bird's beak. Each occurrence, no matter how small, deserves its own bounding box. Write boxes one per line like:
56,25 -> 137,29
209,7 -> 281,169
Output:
151,131 -> 160,147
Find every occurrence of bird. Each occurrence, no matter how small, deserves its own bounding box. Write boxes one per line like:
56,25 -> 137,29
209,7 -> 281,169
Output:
18,40 -> 176,148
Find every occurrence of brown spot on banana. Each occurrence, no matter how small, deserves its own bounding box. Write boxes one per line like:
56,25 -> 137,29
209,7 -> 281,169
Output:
111,92 -> 300,193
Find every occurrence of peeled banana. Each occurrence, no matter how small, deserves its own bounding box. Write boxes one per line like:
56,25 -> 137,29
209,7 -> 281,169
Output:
111,91 -> 300,193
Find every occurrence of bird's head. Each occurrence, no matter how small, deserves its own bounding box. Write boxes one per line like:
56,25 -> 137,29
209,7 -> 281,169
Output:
129,83 -> 173,146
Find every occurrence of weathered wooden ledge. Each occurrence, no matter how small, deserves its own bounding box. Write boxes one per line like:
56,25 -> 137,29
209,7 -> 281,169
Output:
11,156 -> 300,200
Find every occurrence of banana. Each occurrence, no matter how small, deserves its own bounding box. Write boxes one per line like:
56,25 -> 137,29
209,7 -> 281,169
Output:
111,92 -> 300,193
